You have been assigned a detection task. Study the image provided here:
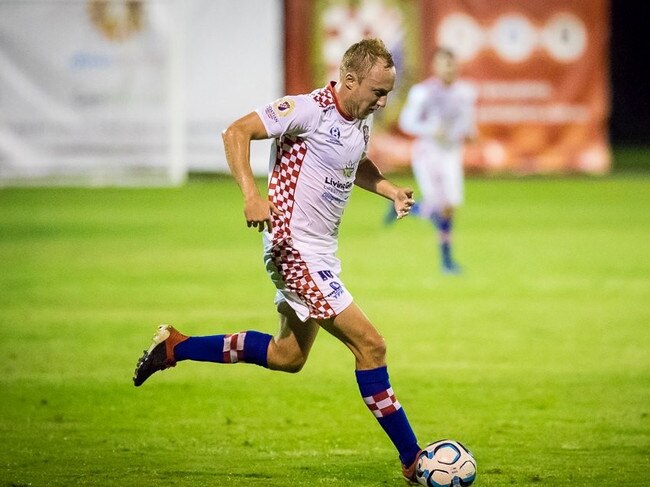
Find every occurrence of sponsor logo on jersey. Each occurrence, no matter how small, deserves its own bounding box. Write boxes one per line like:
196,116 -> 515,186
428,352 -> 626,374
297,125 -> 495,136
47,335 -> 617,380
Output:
342,160 -> 355,178
273,98 -> 295,117
264,105 -> 279,123
321,191 -> 345,203
325,177 -> 353,191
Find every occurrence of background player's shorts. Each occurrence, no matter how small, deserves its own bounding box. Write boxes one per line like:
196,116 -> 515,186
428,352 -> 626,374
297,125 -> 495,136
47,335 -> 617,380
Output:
263,246 -> 353,322
412,141 -> 464,216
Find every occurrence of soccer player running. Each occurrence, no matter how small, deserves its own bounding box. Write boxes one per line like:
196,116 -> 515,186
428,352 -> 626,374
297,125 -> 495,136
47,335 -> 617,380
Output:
133,38 -> 424,483
396,47 -> 477,274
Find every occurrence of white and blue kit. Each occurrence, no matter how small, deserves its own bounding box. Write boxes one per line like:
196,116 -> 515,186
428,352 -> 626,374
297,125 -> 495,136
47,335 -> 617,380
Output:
399,77 -> 477,216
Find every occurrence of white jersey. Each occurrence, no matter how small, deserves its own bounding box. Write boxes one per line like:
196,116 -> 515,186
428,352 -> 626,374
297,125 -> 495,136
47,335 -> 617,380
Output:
253,82 -> 370,320
256,81 -> 372,257
399,78 -> 476,150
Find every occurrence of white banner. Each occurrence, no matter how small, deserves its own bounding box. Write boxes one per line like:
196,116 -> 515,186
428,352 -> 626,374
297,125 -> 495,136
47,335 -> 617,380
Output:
0,0 -> 282,186
184,0 -> 283,175
0,0 -> 184,185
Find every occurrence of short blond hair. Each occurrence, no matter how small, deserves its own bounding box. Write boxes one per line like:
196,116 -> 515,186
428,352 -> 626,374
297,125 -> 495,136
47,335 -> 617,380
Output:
340,38 -> 394,82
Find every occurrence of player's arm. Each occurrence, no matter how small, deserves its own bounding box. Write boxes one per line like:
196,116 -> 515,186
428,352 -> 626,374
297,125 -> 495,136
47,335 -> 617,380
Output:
448,86 -> 479,144
355,157 -> 414,219
222,112 -> 280,232
398,85 -> 441,138
463,88 -> 479,144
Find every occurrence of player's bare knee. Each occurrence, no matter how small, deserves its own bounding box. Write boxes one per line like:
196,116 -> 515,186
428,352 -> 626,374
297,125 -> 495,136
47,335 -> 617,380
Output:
359,334 -> 386,367
284,356 -> 307,373
269,341 -> 307,373
371,335 -> 387,362
275,352 -> 307,373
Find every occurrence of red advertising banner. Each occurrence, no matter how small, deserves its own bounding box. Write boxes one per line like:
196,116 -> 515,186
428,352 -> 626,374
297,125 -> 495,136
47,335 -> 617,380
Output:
285,0 -> 610,175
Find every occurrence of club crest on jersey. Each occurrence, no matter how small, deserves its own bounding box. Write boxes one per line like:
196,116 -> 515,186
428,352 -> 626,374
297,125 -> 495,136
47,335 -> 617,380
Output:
326,125 -> 344,146
342,160 -> 355,178
273,98 -> 295,117
327,281 -> 345,299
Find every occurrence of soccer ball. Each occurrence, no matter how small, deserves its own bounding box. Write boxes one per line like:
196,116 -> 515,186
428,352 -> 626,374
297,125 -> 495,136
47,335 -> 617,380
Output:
415,439 -> 477,487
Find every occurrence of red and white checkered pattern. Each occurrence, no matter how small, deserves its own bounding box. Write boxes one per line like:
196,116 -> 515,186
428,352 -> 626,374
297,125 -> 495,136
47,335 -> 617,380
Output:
271,244 -> 335,320
266,133 -> 335,320
309,85 -> 335,109
363,387 -> 402,418
223,332 -> 246,363
268,135 -> 307,242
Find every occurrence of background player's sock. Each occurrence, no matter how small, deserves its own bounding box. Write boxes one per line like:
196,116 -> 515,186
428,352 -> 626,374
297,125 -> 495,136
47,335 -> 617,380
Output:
356,366 -> 421,466
384,202 -> 421,225
432,212 -> 454,268
174,331 -> 272,367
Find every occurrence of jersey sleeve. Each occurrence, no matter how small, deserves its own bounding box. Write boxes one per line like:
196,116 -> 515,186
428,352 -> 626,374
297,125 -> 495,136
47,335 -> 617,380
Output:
447,83 -> 478,143
255,95 -> 320,139
398,84 -> 442,137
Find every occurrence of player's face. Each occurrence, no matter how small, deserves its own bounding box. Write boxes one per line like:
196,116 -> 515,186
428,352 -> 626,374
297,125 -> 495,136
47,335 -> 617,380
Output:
349,63 -> 396,119
433,52 -> 457,84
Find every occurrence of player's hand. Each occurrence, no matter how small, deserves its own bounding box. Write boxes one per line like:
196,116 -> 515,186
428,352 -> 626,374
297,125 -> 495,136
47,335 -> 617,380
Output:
244,196 -> 282,233
394,188 -> 415,219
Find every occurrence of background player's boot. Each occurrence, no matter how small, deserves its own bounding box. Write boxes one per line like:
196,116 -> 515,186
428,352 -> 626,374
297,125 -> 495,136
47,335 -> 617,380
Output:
384,202 -> 398,225
384,201 -> 421,225
442,259 -> 462,275
441,243 -> 462,275
133,324 -> 188,386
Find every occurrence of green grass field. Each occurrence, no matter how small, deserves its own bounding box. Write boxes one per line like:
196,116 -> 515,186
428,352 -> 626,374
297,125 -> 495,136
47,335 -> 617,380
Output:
1,174 -> 649,486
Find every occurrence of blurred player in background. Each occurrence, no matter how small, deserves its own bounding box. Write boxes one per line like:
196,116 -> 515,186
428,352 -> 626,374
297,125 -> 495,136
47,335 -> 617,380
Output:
133,39 -> 425,484
393,47 -> 477,274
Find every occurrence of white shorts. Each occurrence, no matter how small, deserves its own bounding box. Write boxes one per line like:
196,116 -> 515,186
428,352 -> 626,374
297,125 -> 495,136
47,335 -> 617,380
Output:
412,140 -> 464,217
264,244 -> 353,322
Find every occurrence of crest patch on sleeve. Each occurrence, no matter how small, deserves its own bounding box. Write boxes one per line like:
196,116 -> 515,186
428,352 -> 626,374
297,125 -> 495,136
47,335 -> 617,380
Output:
273,98 -> 296,117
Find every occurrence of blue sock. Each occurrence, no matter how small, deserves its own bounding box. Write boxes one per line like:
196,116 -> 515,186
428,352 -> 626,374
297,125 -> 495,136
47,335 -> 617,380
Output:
432,213 -> 453,266
356,366 -> 420,466
431,212 -> 452,233
441,242 -> 452,266
174,331 -> 272,368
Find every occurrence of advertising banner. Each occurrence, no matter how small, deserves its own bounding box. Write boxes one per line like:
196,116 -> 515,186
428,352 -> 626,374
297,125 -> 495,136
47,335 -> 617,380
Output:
285,0 -> 611,174
0,0 -> 283,185
423,0 -> 611,174
0,0 -> 182,185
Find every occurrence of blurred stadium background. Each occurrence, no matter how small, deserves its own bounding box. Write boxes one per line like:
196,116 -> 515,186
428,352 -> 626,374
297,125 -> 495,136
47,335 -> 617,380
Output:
1,1 -> 648,486
0,0 -> 648,184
